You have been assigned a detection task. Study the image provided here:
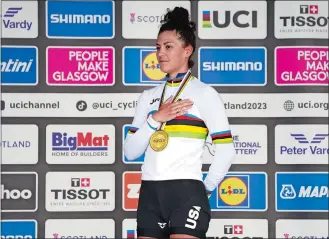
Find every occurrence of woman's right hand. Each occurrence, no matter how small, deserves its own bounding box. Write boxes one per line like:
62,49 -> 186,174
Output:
152,96 -> 194,123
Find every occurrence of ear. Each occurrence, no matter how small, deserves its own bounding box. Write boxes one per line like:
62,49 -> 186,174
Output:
184,44 -> 193,58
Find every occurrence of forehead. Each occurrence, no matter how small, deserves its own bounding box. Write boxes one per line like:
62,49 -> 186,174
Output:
156,30 -> 181,44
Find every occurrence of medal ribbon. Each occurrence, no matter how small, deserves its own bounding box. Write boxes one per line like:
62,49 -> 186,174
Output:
157,70 -> 193,131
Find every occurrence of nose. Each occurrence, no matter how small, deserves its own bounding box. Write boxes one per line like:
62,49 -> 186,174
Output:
157,46 -> 165,57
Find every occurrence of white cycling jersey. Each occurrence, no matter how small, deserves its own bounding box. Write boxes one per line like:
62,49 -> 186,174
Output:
124,72 -> 236,192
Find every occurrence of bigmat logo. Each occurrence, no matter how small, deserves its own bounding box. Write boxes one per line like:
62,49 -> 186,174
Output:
46,171 -> 115,211
122,171 -> 267,211
276,172 -> 328,212
1,220 -> 37,239
207,172 -> 267,211
122,46 -> 167,85
198,47 -> 266,86
275,46 -> 328,85
46,0 -> 115,39
1,172 -> 38,212
46,124 -> 115,164
1,1 -> 38,38
47,46 -> 115,86
45,219 -> 115,238
1,46 -> 38,85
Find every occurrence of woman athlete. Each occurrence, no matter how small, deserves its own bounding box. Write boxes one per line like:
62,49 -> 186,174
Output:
124,6 -> 236,239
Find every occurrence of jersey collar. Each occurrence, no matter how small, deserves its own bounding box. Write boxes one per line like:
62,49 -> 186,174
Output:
165,72 -> 187,87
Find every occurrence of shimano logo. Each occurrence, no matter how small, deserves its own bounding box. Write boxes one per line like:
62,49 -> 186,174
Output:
203,61 -> 263,71
50,14 -> 111,24
1,184 -> 32,200
1,59 -> 34,73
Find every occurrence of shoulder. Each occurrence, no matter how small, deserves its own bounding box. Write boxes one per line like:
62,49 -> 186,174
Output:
190,76 -> 221,99
138,83 -> 165,104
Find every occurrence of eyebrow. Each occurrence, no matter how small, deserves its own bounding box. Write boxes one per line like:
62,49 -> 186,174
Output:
156,41 -> 174,46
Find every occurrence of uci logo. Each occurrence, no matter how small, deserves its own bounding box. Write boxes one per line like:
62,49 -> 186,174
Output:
219,177 -> 247,206
142,51 -> 166,81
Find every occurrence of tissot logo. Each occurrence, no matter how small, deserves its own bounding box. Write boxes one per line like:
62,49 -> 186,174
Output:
275,1 -> 328,39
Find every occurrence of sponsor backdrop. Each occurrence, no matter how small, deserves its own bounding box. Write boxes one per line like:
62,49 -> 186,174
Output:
1,0 -> 328,238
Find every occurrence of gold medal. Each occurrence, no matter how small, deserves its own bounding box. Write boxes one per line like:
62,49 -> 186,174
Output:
149,130 -> 169,151
149,70 -> 193,152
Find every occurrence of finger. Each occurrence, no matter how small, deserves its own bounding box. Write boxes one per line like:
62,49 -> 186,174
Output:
164,96 -> 173,104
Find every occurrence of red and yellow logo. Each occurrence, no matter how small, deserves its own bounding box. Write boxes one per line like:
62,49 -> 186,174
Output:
123,172 -> 141,211
219,177 -> 248,206
142,51 -> 166,81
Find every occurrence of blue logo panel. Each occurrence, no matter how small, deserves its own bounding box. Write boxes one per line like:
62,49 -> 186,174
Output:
276,172 -> 328,212
199,47 -> 266,86
1,46 -> 38,85
204,172 -> 267,211
1,220 -> 37,238
46,1 -> 114,38
123,47 -> 167,86
123,125 -> 144,163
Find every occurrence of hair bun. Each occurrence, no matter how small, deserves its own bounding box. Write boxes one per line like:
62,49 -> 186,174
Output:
162,7 -> 196,31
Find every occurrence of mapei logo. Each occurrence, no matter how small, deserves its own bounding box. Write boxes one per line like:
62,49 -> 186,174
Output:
218,176 -> 249,208
276,172 -> 328,211
46,0 -> 114,38
1,220 -> 37,239
123,47 -> 166,85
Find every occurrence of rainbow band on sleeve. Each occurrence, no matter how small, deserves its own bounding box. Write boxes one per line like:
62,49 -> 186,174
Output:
127,126 -> 138,134
211,130 -> 233,144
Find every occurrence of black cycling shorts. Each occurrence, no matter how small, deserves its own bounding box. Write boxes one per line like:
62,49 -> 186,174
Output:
136,179 -> 211,239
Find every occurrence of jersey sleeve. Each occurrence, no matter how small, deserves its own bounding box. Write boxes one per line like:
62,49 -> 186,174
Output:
123,90 -> 161,160
197,86 -> 236,192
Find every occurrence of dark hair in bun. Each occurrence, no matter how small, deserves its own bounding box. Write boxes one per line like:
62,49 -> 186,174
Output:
158,7 -> 196,68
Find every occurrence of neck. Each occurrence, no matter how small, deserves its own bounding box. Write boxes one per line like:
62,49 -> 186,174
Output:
168,65 -> 189,79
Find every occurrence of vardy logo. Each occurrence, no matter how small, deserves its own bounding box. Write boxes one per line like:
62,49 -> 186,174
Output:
291,133 -> 329,144
2,7 -> 33,31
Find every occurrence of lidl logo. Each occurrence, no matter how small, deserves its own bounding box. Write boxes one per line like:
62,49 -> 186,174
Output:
206,172 -> 267,211
219,176 -> 248,207
142,50 -> 166,81
123,46 -> 167,85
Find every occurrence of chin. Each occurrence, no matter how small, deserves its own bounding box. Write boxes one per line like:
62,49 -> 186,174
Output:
159,64 -> 172,74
